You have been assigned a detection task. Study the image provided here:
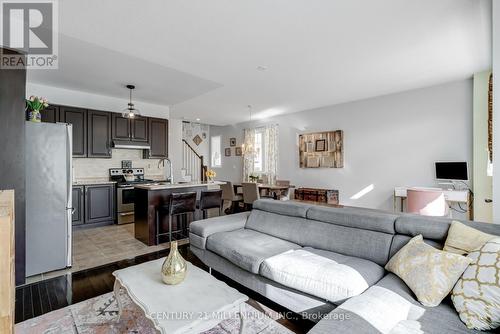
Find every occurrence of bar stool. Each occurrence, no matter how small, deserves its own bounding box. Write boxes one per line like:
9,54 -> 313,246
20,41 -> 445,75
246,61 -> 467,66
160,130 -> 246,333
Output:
198,189 -> 223,219
156,192 -> 197,244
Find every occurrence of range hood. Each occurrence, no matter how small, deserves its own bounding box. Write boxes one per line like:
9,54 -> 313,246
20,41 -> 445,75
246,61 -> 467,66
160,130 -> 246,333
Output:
112,140 -> 151,150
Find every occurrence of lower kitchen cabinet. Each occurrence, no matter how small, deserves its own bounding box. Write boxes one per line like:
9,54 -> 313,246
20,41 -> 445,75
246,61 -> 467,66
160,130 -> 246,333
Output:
72,184 -> 115,226
72,186 -> 84,225
86,184 -> 115,224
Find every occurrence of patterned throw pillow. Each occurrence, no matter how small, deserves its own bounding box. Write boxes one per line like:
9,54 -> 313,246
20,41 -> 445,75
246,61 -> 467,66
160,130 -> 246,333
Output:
451,237 -> 500,330
443,221 -> 494,255
385,235 -> 472,307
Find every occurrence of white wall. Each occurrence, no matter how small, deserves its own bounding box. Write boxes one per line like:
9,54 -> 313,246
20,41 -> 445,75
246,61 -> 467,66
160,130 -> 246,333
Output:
182,121 -> 210,159
493,1 -> 500,224
211,80 -> 473,214
26,82 -> 170,118
168,118 -> 184,182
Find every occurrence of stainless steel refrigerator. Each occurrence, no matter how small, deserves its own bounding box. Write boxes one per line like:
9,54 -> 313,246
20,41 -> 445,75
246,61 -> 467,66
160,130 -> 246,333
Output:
25,122 -> 73,276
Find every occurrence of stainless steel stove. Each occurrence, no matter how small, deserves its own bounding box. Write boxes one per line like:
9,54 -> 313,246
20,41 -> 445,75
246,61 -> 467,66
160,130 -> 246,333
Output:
110,168 -> 155,224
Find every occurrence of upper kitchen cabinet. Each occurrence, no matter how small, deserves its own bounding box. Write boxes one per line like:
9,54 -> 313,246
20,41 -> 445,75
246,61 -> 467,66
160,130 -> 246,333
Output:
145,117 -> 168,158
112,114 -> 148,142
87,110 -> 112,158
59,106 -> 87,157
112,113 -> 131,140
131,116 -> 148,142
40,105 -> 59,123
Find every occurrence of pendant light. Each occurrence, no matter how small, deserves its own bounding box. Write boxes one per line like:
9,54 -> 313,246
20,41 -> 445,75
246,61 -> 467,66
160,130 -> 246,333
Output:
122,84 -> 141,118
241,105 -> 255,155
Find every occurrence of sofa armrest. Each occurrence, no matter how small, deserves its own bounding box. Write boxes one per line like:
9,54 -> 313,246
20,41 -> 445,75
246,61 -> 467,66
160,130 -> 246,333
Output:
189,212 -> 250,249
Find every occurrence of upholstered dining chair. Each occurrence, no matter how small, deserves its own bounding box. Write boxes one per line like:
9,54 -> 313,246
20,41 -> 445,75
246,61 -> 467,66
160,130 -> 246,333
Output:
406,188 -> 449,217
221,181 -> 243,214
242,182 -> 260,210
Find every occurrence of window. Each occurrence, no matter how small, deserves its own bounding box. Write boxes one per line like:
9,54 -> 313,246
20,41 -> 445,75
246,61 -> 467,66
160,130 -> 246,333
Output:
211,136 -> 221,167
253,130 -> 264,172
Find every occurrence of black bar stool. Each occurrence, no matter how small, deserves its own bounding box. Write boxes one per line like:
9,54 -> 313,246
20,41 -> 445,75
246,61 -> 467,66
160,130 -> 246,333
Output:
198,189 -> 223,219
156,192 -> 197,244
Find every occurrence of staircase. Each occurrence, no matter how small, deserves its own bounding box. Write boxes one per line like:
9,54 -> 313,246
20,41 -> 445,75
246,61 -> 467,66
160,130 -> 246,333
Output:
182,139 -> 207,182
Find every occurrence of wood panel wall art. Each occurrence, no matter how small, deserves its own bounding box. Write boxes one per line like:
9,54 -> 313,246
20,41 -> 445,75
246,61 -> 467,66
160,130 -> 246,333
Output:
299,130 -> 343,168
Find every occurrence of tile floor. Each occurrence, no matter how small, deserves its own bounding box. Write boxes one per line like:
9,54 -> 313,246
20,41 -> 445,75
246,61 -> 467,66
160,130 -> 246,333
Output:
24,223 -> 188,285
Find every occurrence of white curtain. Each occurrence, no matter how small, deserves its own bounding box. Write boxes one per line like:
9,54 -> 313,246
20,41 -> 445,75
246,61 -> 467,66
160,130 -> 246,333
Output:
243,128 -> 255,181
242,124 -> 279,183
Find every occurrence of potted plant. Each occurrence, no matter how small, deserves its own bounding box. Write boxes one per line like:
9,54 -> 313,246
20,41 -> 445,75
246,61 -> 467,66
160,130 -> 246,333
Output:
26,96 -> 49,122
249,174 -> 259,183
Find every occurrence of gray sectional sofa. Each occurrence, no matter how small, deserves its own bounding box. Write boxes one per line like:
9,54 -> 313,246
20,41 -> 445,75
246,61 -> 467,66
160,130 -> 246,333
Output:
189,199 -> 500,333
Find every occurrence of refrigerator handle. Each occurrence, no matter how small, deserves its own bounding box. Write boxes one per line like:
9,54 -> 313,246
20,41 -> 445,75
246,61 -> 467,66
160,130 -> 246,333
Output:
66,124 -> 73,267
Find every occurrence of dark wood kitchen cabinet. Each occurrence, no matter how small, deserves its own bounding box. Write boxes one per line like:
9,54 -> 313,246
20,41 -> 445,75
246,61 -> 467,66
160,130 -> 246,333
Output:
85,184 -> 115,224
59,106 -> 87,157
131,116 -> 148,141
87,110 -> 112,158
112,114 -> 148,142
145,117 -> 168,158
40,105 -> 59,123
71,186 -> 84,225
112,113 -> 131,140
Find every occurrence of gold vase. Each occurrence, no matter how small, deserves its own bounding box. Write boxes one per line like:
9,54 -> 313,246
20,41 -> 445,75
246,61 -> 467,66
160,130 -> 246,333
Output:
161,241 -> 187,285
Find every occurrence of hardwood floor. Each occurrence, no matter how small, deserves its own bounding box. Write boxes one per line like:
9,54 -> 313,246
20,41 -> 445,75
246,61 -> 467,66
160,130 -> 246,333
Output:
15,244 -> 315,333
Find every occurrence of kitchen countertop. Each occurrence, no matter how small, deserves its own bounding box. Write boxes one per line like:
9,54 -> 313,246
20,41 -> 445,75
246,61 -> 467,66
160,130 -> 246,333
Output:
134,181 -> 225,190
73,179 -> 117,186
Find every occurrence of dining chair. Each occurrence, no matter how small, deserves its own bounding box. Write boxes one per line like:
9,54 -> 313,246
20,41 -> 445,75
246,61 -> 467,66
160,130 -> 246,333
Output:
258,174 -> 270,197
242,182 -> 260,210
221,181 -> 243,214
275,180 -> 291,200
406,188 -> 449,217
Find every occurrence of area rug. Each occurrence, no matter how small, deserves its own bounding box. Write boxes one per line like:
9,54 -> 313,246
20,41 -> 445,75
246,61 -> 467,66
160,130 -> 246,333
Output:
16,290 -> 294,334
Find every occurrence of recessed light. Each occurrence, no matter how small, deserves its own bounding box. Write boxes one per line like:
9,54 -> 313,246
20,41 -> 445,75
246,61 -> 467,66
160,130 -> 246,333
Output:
196,118 -> 200,121
256,66 -> 267,71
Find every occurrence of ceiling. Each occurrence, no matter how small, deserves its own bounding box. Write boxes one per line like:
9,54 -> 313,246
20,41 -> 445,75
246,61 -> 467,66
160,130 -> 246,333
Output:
28,0 -> 492,125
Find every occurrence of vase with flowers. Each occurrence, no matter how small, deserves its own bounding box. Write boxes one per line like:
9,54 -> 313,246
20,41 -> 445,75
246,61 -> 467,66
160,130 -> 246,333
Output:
205,169 -> 216,182
26,96 -> 49,122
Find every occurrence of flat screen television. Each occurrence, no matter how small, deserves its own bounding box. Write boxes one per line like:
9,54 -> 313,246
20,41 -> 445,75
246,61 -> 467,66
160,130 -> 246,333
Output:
435,161 -> 468,181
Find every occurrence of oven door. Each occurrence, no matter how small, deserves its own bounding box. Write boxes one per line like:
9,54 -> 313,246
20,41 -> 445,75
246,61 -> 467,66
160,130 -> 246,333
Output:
117,187 -> 135,213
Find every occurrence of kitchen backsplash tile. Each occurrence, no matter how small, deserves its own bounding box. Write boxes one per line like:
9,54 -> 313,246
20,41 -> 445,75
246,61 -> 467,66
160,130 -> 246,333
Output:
73,149 -> 165,179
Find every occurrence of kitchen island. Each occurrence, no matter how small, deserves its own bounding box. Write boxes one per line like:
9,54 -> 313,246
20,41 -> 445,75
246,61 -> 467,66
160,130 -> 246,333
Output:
134,181 -> 224,246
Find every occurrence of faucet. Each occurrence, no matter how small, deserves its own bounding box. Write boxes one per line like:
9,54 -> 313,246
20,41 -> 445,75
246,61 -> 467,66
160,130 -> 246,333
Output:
158,158 -> 174,184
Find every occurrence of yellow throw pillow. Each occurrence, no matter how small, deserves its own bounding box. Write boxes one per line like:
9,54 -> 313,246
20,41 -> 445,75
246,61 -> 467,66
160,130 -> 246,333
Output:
451,237 -> 500,330
443,221 -> 494,255
385,235 -> 472,307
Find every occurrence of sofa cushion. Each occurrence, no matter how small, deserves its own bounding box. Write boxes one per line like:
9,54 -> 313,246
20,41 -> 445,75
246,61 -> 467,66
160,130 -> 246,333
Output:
206,229 -> 301,274
260,248 -> 384,304
309,274 -> 488,334
394,214 -> 500,243
252,199 -> 312,218
247,202 -> 396,266
189,212 -> 250,249
385,235 -> 472,307
307,206 -> 397,234
451,237 -> 500,331
376,274 -> 489,333
245,209 -> 309,245
443,221 -> 495,255
303,247 -> 385,288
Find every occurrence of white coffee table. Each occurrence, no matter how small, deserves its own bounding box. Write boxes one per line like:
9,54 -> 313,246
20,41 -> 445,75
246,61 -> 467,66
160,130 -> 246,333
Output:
113,259 -> 248,334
